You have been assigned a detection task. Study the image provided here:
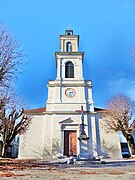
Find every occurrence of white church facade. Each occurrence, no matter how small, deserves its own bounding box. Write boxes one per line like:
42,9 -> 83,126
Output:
18,29 -> 122,159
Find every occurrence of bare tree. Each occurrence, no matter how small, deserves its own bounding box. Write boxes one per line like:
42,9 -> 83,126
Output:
0,95 -> 31,157
104,94 -> 135,156
0,23 -> 30,157
0,23 -> 23,88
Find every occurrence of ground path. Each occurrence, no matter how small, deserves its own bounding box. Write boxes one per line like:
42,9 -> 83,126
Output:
0,158 -> 135,179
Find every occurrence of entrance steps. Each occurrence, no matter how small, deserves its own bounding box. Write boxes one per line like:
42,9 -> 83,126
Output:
75,158 -> 101,165
67,156 -> 101,165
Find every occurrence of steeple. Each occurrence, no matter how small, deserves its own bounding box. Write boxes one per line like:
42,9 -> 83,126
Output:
47,29 -> 94,112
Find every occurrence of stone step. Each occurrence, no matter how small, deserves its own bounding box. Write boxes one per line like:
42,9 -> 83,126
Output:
75,159 -> 101,165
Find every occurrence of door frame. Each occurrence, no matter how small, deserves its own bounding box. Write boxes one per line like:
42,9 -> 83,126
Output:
61,125 -> 79,156
64,130 -> 77,156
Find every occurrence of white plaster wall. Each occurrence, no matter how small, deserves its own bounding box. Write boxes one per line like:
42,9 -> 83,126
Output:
46,80 -> 93,112
42,114 -> 54,157
47,86 -> 55,102
47,103 -> 88,112
19,113 -> 83,158
98,117 -> 122,158
18,114 -> 45,159
18,111 -> 122,159
90,114 -> 99,157
48,114 -> 63,157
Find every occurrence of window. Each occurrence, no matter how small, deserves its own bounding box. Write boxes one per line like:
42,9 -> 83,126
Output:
65,61 -> 74,78
17,137 -> 19,143
65,30 -> 73,35
66,42 -> 72,52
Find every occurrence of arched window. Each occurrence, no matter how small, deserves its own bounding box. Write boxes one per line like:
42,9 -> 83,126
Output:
65,61 -> 74,78
66,42 -> 72,52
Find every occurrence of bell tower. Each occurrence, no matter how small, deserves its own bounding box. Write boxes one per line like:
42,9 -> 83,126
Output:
46,29 -> 94,112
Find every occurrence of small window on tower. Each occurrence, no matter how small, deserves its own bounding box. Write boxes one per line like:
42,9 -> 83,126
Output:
66,42 -> 72,52
65,61 -> 74,78
65,29 -> 73,35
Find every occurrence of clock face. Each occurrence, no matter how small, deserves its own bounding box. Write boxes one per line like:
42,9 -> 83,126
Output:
65,88 -> 76,98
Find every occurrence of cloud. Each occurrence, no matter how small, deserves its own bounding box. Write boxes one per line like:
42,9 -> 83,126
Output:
107,72 -> 135,100
127,81 -> 135,100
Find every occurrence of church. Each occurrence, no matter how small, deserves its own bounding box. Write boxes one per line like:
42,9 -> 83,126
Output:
18,29 -> 122,159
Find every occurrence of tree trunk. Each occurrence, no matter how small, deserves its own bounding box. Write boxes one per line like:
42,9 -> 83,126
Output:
126,135 -> 135,156
122,131 -> 135,156
1,143 -> 8,157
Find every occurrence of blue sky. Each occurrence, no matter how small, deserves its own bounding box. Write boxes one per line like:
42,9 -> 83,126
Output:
0,0 -> 135,109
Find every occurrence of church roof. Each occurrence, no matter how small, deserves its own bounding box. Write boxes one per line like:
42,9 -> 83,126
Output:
25,107 -> 46,114
94,107 -> 108,113
25,107 -> 107,114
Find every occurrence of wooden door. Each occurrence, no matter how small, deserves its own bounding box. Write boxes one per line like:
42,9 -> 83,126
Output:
64,130 -> 77,156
